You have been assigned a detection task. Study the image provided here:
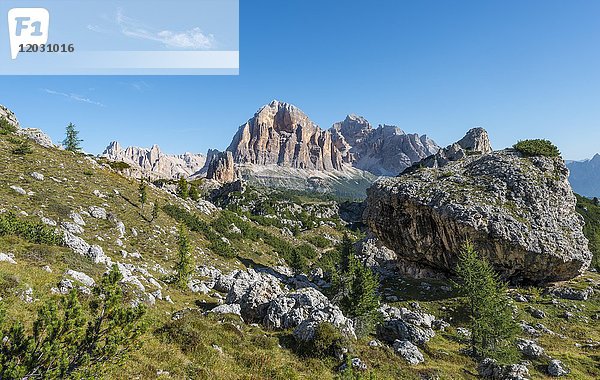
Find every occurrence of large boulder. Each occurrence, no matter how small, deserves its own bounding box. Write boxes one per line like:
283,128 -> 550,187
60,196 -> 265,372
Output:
225,269 -> 285,322
265,287 -> 355,340
378,305 -> 436,346
365,137 -> 592,283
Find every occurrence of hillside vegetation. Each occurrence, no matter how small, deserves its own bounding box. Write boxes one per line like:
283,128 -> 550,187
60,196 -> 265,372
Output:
0,130 -> 599,379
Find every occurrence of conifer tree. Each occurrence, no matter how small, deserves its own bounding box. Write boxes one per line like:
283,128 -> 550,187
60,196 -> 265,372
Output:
174,225 -> 193,288
151,201 -> 159,222
176,177 -> 189,199
288,247 -> 307,274
62,123 -> 83,152
139,178 -> 148,211
332,234 -> 381,337
189,185 -> 200,201
0,266 -> 146,379
454,241 -> 519,363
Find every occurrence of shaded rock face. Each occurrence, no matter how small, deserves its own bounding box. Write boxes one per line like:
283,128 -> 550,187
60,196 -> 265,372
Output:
206,151 -> 236,183
331,115 -> 440,176
365,147 -> 592,283
102,141 -> 205,180
228,100 -> 343,171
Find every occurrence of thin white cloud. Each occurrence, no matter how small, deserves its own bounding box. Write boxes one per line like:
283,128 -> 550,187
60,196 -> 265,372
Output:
115,8 -> 215,49
43,89 -> 105,107
86,24 -> 111,34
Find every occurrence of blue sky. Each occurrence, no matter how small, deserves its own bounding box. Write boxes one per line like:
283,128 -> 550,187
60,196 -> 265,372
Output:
1,0 -> 599,159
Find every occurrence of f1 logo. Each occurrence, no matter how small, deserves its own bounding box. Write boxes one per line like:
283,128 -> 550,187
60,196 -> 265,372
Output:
7,8 -> 50,59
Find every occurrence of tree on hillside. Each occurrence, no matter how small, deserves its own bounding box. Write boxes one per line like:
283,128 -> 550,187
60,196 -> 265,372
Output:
151,200 -> 160,222
454,241 -> 519,363
139,178 -> 148,211
332,234 -> 381,337
288,247 -> 307,274
176,177 -> 189,199
189,185 -> 200,201
173,225 -> 193,288
62,123 -> 83,152
0,266 -> 146,379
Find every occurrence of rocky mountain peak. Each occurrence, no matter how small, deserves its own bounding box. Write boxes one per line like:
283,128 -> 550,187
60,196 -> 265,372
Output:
331,117 -> 439,176
101,142 -> 206,180
227,101 -> 342,171
456,127 -> 493,154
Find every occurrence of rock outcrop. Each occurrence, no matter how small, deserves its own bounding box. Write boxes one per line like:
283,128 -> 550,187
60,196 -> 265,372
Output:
331,115 -> 439,176
403,127 -> 492,173
101,141 -> 205,180
227,100 -> 343,171
0,104 -> 19,127
206,151 -> 236,183
365,130 -> 592,283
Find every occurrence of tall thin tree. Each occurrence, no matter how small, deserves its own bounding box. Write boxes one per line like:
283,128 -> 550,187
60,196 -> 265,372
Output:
62,123 -> 83,152
174,225 -> 193,288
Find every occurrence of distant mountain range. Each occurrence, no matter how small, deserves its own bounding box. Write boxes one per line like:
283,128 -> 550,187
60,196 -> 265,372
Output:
102,100 -> 440,196
567,154 -> 600,198
96,101 -> 600,199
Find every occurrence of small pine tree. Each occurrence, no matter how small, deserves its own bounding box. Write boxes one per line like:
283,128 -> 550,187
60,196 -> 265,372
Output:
62,122 -> 83,152
0,116 -> 17,135
454,241 -> 519,363
189,185 -> 200,201
176,177 -> 189,199
332,234 -> 381,337
594,197 -> 599,207
151,201 -> 159,222
0,266 -> 146,379
139,178 -> 148,211
288,247 -> 307,274
174,225 -> 193,288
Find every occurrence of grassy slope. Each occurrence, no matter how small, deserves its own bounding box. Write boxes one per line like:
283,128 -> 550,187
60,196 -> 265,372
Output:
0,134 -> 599,379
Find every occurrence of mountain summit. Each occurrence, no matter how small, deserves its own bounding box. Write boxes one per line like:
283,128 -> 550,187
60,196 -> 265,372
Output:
226,100 -> 439,176
227,100 -> 343,171
331,115 -> 439,176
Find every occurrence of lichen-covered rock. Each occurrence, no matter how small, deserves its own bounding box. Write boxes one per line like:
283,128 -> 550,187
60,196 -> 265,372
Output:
516,339 -> 545,359
365,143 -> 591,283
547,359 -> 568,377
478,358 -> 530,380
549,286 -> 594,301
265,287 -> 355,340
225,269 -> 284,322
209,303 -> 242,317
393,340 -> 424,365
378,305 -> 436,345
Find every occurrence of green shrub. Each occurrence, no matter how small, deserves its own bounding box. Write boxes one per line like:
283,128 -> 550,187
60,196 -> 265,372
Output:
513,139 -> 560,157
108,161 -> 131,171
0,212 -> 64,246
0,266 -> 146,379
83,169 -> 94,176
11,141 -> 33,155
0,116 -> 17,135
296,322 -> 347,358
